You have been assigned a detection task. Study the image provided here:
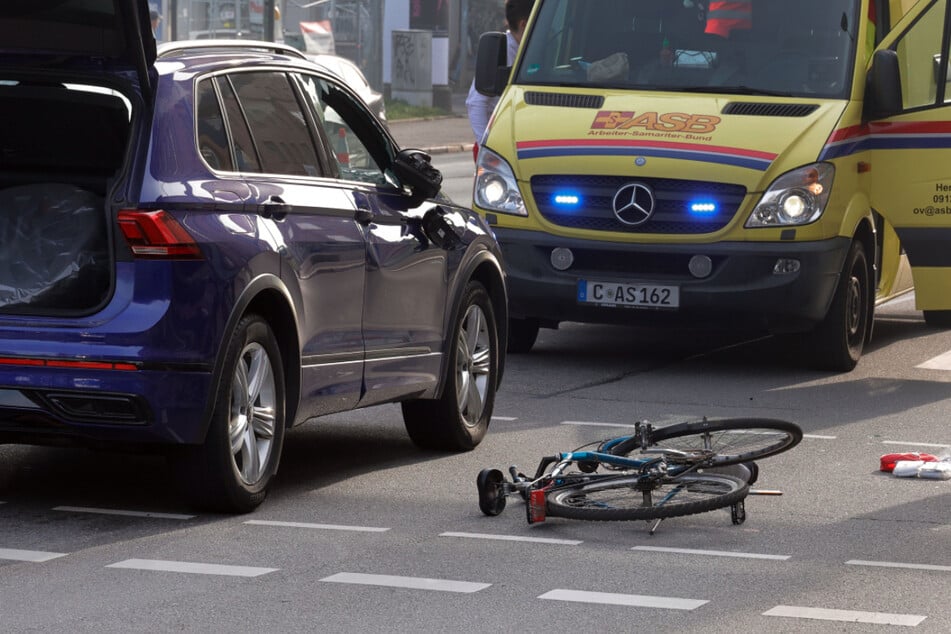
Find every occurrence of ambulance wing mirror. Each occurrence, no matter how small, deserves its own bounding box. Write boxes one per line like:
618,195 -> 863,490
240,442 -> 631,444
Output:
865,49 -> 902,120
475,31 -> 509,97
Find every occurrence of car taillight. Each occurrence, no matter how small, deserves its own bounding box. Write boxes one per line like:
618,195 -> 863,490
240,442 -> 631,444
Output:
0,357 -> 138,371
118,210 -> 202,259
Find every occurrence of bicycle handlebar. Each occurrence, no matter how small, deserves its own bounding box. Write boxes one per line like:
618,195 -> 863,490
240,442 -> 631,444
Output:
533,455 -> 560,480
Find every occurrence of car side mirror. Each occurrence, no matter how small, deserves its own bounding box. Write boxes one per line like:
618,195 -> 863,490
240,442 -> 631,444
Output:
865,49 -> 902,120
393,149 -> 443,202
474,32 -> 509,97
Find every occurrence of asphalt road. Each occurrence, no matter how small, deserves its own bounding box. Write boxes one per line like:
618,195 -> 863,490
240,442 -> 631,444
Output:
387,114 -> 475,156
3,295 -> 951,632
4,105 -> 951,632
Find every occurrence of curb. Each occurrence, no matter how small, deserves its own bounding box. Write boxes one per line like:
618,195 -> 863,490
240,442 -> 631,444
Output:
422,143 -> 475,155
389,114 -> 460,124
387,114 -> 473,154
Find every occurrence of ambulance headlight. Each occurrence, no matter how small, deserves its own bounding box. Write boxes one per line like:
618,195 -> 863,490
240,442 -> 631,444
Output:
746,163 -> 834,227
474,147 -> 527,216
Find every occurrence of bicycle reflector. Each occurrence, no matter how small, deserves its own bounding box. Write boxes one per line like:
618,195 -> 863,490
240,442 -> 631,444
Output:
527,489 -> 547,524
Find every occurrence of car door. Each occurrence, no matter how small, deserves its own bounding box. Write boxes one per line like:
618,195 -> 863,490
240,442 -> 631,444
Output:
220,69 -> 367,418
867,0 -> 951,313
293,70 -> 451,406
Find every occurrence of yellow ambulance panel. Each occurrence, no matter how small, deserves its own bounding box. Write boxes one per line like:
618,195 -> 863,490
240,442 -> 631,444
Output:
472,0 -> 946,369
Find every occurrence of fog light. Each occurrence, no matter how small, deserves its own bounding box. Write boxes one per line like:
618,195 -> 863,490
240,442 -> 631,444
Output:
551,247 -> 574,271
688,255 -> 713,278
773,258 -> 801,274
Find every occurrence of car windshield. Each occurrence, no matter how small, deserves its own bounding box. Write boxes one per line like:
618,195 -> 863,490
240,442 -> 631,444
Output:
516,0 -> 859,99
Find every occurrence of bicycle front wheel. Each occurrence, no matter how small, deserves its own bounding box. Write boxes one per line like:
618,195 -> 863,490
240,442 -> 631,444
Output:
546,473 -> 748,522
609,418 -> 802,467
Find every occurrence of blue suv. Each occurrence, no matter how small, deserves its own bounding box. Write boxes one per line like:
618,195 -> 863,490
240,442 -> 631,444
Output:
0,1 -> 507,512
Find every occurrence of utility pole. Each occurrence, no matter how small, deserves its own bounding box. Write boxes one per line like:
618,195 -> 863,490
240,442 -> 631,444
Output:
168,0 -> 177,40
264,0 -> 275,41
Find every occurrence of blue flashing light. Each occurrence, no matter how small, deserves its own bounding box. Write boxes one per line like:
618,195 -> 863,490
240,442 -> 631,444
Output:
689,200 -> 718,214
552,192 -> 581,207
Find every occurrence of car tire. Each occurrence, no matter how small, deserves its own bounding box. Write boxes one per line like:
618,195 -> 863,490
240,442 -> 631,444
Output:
507,317 -> 539,353
803,240 -> 870,372
175,314 -> 285,513
402,281 -> 498,451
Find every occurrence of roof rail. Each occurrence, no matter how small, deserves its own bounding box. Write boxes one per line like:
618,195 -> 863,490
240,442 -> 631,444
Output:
157,40 -> 307,60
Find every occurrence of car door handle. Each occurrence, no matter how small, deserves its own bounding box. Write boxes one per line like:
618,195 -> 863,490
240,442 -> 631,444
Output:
261,196 -> 290,220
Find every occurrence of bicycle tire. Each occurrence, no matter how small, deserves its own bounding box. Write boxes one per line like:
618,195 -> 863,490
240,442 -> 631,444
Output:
545,473 -> 748,522
607,418 -> 802,467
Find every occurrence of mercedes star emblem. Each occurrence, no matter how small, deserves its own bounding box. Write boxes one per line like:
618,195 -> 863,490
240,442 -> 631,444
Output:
612,182 -> 655,226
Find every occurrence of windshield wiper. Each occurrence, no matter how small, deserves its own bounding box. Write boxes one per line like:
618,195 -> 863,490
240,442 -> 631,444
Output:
671,85 -> 798,97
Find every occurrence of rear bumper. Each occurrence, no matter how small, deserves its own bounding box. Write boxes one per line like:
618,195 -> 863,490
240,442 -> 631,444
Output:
0,260 -> 222,446
0,367 -> 213,446
495,227 -> 851,333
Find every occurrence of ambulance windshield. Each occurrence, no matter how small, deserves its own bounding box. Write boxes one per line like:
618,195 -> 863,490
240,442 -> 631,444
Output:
516,0 -> 859,99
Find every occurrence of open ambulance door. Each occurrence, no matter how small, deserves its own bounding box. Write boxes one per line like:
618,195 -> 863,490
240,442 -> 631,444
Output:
865,0 -> 951,323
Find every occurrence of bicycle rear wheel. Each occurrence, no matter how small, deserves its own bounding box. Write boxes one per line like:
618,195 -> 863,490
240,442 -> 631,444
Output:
608,418 -> 802,467
546,473 -> 748,522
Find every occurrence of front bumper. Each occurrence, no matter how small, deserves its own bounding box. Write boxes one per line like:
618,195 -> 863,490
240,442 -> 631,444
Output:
495,227 -> 851,333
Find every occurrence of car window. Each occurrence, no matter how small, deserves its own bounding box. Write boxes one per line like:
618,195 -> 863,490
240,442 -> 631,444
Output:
228,71 -> 322,177
196,78 -> 234,171
892,0 -> 947,108
294,72 -> 388,185
216,76 -> 261,172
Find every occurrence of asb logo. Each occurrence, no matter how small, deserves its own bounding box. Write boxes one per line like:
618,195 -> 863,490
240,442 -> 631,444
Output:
592,110 -> 721,134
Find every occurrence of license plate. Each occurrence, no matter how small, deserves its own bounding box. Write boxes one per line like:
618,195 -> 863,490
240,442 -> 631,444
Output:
578,280 -> 679,309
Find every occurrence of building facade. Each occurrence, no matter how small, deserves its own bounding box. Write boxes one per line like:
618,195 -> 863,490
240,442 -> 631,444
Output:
155,0 -> 508,102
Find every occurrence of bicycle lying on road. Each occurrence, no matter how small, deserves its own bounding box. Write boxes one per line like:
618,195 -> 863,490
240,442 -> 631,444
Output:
476,418 -> 803,534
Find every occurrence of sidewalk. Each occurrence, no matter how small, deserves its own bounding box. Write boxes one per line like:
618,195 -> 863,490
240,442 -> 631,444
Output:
385,91 -> 475,155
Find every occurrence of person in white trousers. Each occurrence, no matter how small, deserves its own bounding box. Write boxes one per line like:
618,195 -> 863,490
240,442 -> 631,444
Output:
465,0 -> 535,161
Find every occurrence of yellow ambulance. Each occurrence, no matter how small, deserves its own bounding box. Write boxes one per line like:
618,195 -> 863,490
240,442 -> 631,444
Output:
473,0 -> 950,371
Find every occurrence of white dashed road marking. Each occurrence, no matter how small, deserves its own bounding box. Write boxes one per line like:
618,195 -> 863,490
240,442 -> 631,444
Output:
440,531 -> 582,545
917,349 -> 951,370
763,605 -> 926,626
321,572 -> 490,593
245,520 -> 389,532
633,545 -> 790,560
106,559 -> 277,577
539,589 -> 707,610
53,506 -> 195,520
0,548 -> 67,562
881,440 -> 951,449
847,560 -> 951,573
562,421 -> 836,440
561,421 -> 637,428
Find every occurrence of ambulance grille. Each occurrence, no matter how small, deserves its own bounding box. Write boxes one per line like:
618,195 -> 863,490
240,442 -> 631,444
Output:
722,102 -> 819,117
531,175 -> 746,234
524,92 -> 605,109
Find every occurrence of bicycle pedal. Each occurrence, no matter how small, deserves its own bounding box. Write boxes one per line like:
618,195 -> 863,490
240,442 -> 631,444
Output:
731,500 -> 746,525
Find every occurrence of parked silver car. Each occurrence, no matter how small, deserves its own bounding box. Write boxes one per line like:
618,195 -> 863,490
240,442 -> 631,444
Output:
306,53 -> 386,121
